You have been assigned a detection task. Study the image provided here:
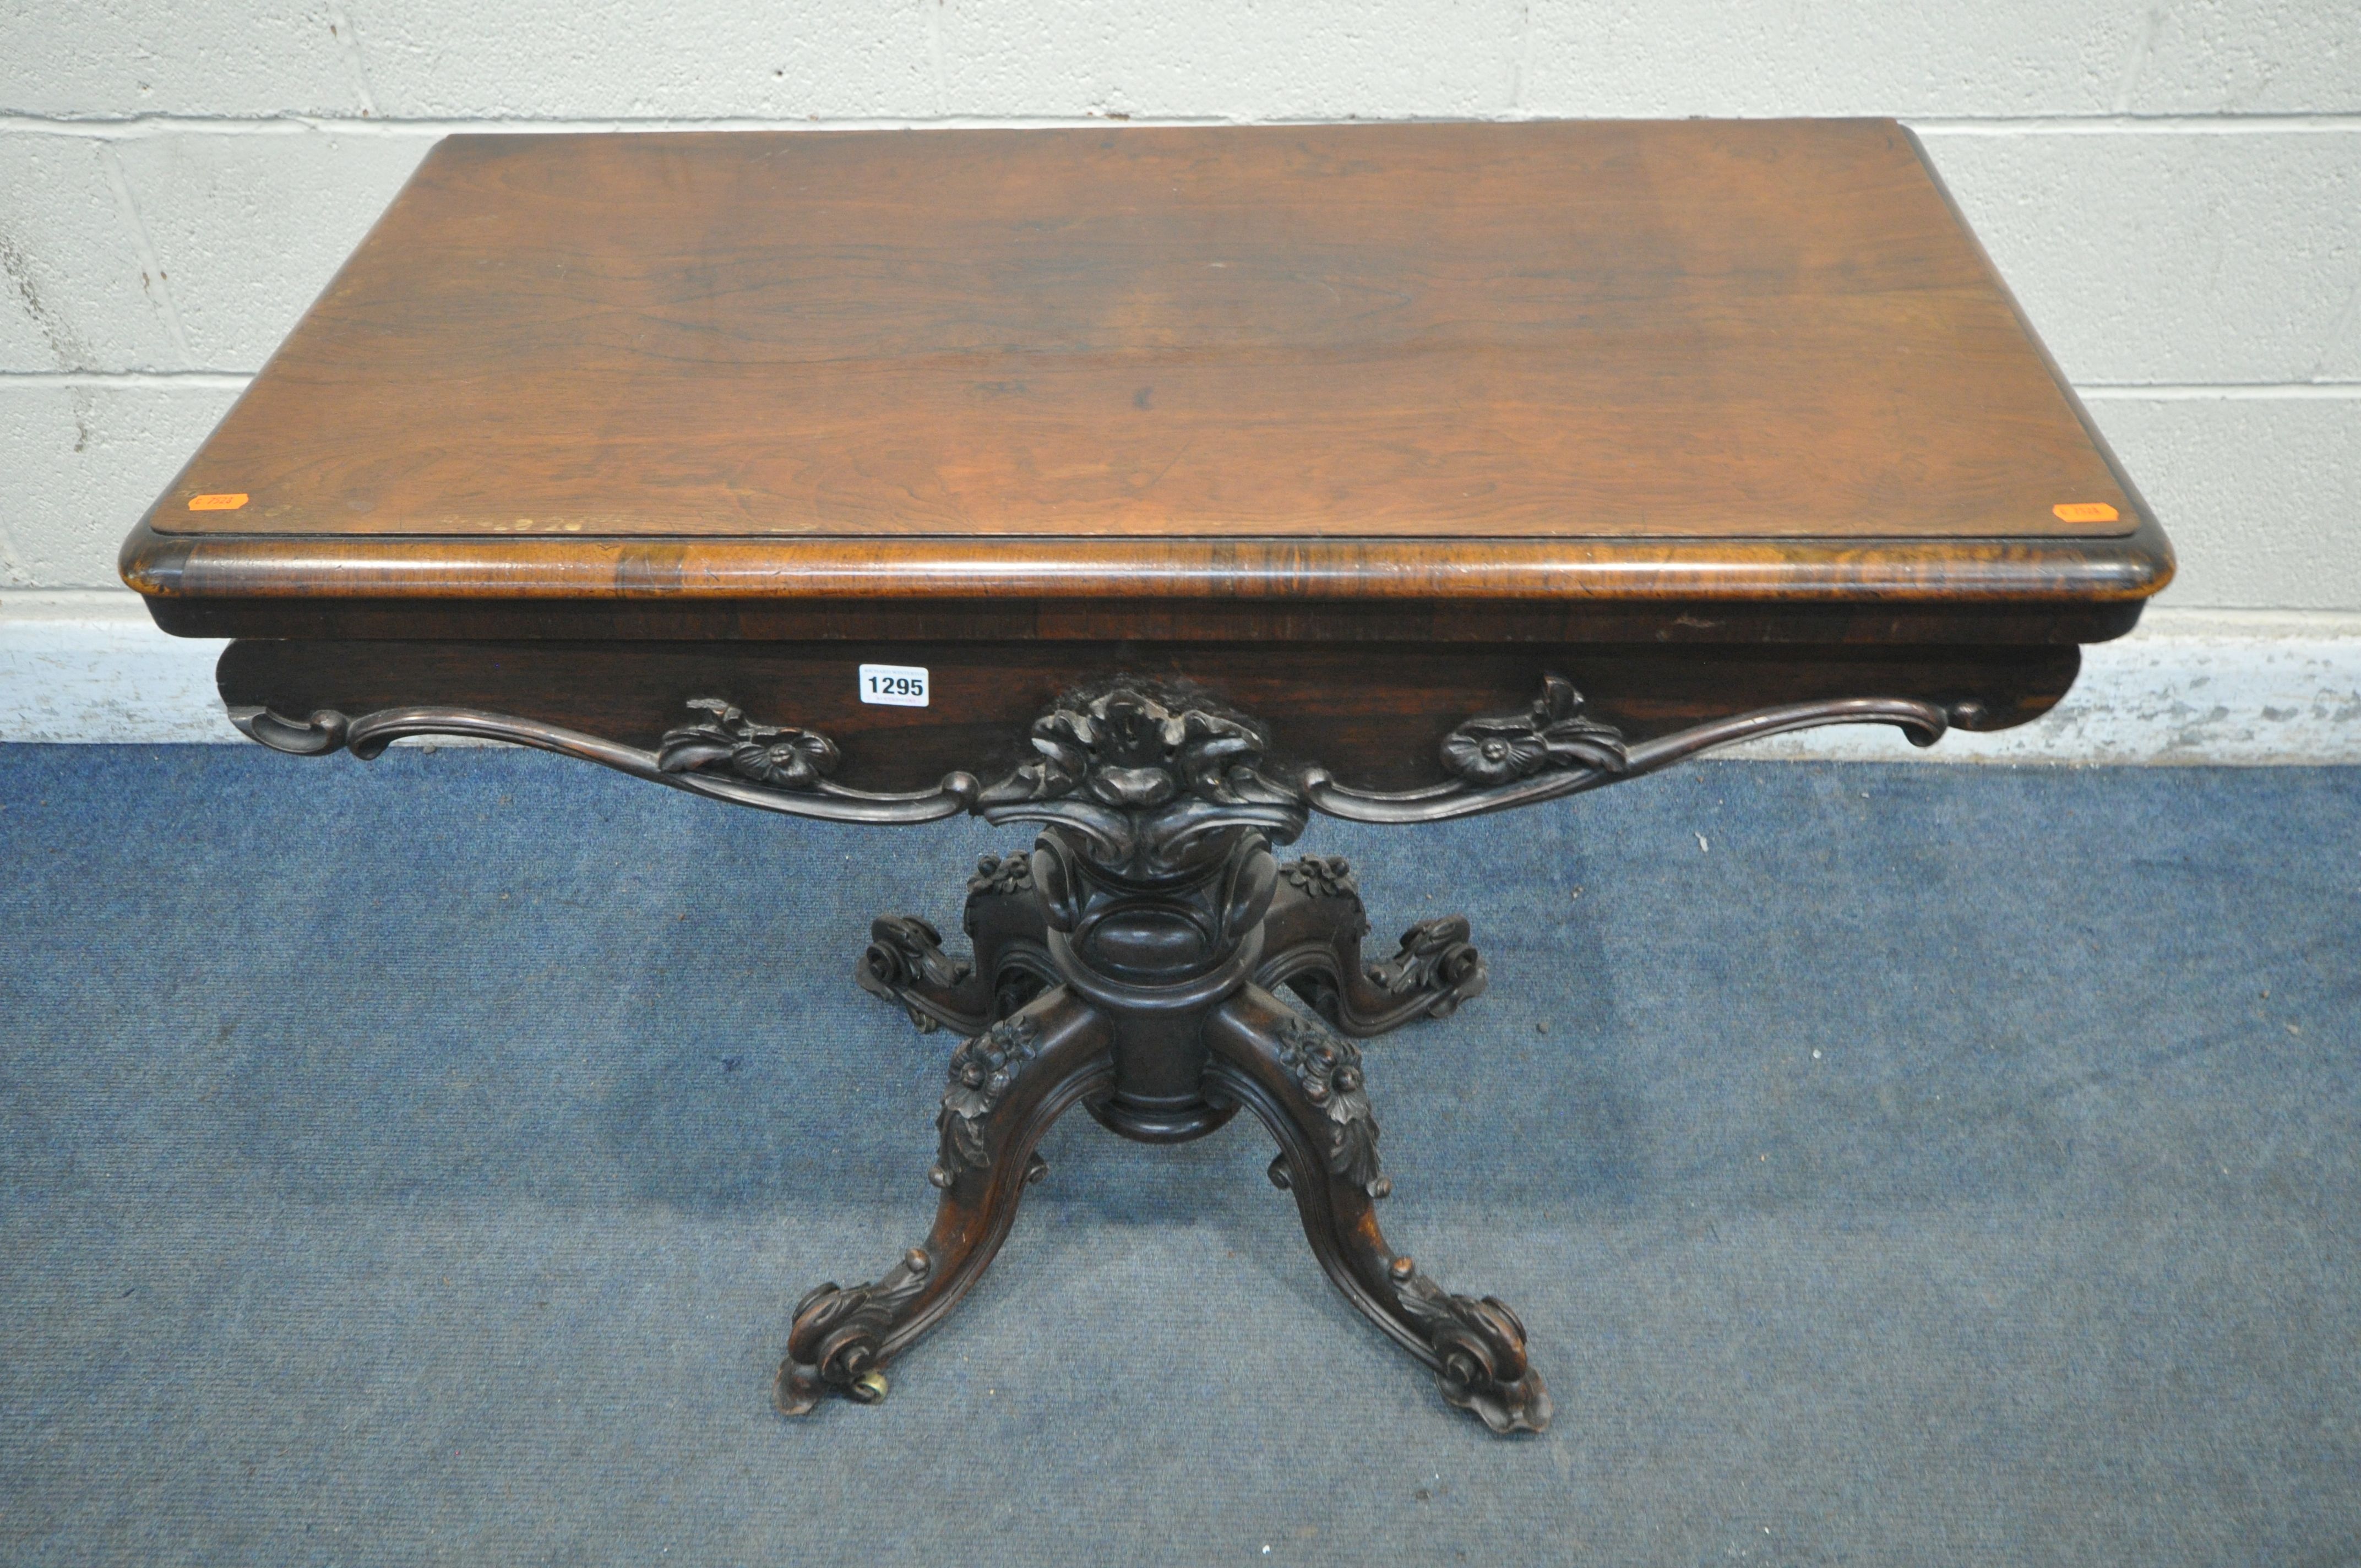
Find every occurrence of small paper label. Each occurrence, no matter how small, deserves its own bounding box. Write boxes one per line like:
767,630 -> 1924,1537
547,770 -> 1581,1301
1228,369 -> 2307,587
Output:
187,492 -> 249,511
858,663 -> 929,707
2052,502 -> 2120,523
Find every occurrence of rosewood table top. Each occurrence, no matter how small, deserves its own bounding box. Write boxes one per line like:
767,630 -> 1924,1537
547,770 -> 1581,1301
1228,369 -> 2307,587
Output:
124,119 -> 2168,643
121,121 -> 2173,1436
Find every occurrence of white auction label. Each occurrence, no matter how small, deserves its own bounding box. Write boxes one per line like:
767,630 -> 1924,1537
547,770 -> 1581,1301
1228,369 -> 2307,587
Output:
857,663 -> 930,707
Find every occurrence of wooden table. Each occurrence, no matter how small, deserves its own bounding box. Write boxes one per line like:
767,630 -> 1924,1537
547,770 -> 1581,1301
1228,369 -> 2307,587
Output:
123,121 -> 2172,1436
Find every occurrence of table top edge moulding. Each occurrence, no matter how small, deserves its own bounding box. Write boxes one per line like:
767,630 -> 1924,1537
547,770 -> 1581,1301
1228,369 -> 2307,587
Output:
118,118 -> 2175,1439
121,523 -> 2173,604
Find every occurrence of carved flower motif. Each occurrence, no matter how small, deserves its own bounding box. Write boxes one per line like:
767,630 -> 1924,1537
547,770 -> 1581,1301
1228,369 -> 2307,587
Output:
731,732 -> 840,788
1272,1012 -> 1386,1197
971,680 -> 1309,875
980,682 -> 1294,815
1437,674 -> 1626,787
1279,854 -> 1359,900
657,699 -> 840,790
1316,1053 -> 1371,1125
949,1020 -> 1035,1110
942,1052 -> 1005,1123
933,1016 -> 1045,1183
966,852 -> 1034,897
1440,725 -> 1551,784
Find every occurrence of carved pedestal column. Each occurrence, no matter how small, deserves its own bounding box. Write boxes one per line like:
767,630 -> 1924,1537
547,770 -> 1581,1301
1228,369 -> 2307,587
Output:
789,679 -> 1557,1431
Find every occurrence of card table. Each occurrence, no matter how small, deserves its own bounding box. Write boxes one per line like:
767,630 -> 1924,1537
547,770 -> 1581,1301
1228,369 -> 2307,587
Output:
123,121 -> 2172,1434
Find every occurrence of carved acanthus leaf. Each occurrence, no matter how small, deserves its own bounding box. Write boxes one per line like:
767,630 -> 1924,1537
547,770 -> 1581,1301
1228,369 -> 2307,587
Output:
1273,1012 -> 1388,1199
931,1016 -> 1045,1188
1388,1262 -> 1548,1434
855,915 -> 974,1033
779,1245 -> 935,1413
976,680 -> 1308,868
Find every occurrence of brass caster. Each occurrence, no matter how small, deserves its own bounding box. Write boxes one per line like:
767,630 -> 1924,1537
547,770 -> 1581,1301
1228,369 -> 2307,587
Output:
850,1370 -> 890,1404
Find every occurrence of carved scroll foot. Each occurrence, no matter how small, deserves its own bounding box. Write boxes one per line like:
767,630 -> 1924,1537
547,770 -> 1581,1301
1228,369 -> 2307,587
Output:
854,914 -> 986,1035
1206,987 -> 1551,1436
1255,854 -> 1489,1038
1362,915 -> 1489,1023
777,990 -> 1111,1417
851,851 -> 1058,1036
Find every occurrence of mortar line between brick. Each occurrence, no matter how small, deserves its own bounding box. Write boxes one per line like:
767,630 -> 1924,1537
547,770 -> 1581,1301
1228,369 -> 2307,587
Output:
94,143 -> 194,368
2304,275 -> 2361,383
1510,1 -> 1535,113
2110,6 -> 2172,115
323,3 -> 382,118
926,0 -> 948,117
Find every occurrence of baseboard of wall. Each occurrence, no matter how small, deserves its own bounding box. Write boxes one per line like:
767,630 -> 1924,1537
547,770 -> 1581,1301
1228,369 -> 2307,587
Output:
4,591 -> 2357,763
1734,608 -> 2361,765
1,591 -> 240,744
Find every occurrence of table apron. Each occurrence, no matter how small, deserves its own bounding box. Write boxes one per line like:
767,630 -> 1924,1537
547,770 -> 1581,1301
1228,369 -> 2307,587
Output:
214,637 -> 2072,797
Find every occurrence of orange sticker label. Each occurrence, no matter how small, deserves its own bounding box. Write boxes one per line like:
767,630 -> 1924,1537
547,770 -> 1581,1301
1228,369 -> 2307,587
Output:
2052,502 -> 2119,524
187,492 -> 250,511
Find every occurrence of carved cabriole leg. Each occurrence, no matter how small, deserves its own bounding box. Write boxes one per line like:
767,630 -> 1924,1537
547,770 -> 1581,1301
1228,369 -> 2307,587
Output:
1204,985 -> 1553,1435
776,987 -> 1112,1415
1255,855 -> 1489,1038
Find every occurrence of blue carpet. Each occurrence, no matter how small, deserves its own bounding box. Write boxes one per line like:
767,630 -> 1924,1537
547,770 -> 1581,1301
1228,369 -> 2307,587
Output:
3,745 -> 2357,1566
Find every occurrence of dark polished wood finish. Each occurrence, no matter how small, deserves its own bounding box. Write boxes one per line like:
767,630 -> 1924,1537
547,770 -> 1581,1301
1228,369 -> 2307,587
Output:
122,119 -> 2169,643
145,121 -> 2137,546
783,680 -> 1553,1433
134,579 -> 2154,651
125,121 -> 2171,1436
216,638 -> 2080,793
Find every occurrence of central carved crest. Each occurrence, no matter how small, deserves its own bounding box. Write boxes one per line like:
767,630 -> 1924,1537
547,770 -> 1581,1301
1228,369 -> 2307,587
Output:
976,679 -> 1308,869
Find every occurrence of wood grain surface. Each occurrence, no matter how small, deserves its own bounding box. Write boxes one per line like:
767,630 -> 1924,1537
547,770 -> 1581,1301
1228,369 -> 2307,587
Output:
122,511 -> 2170,644
144,121 -> 2150,555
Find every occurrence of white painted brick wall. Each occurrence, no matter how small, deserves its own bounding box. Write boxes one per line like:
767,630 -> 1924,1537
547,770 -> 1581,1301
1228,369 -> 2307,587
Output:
0,378 -> 244,586
1923,129 -> 2361,385
1522,1 -> 2360,117
0,1 -> 361,119
0,133 -> 189,371
2,1 -> 2359,750
105,129 -> 440,368
2085,394 -> 2361,606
